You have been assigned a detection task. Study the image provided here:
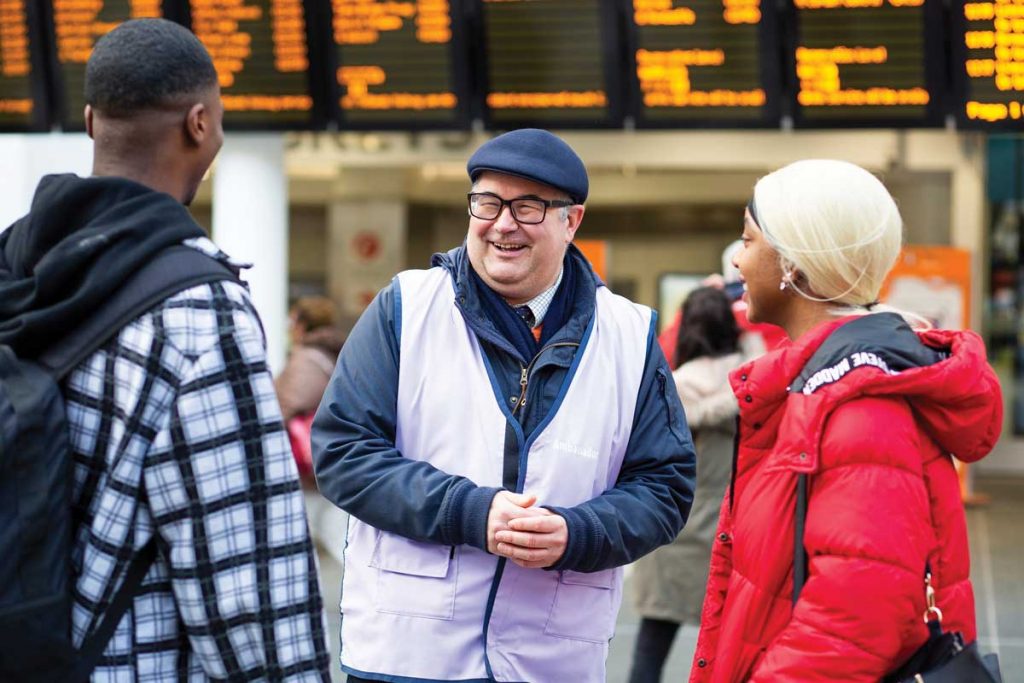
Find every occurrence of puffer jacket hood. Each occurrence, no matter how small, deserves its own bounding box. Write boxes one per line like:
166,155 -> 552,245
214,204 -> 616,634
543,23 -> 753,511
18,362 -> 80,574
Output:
732,313 -> 1001,473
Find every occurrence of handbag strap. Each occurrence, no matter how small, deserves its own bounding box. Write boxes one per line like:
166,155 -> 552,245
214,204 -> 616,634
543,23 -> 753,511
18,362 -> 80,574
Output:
792,473 -> 809,607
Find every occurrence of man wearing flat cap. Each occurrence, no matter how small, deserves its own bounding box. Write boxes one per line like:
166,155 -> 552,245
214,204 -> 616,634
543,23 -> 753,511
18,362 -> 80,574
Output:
313,129 -> 695,682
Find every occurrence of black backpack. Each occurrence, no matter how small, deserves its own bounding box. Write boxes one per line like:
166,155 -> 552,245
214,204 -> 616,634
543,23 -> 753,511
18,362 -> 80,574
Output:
0,246 -> 240,683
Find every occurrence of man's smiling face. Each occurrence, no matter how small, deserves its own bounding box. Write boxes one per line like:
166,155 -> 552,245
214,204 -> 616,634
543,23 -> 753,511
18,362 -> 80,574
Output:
466,171 -> 583,306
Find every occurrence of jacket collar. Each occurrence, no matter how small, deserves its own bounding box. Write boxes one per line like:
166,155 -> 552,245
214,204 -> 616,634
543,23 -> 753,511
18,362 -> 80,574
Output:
432,243 -> 599,362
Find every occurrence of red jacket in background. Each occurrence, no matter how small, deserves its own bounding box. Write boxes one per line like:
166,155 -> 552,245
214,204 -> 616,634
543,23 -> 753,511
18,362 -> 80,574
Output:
690,313 -> 1002,682
659,301 -> 787,368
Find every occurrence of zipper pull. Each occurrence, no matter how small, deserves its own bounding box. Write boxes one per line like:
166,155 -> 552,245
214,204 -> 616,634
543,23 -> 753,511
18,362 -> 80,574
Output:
515,366 -> 529,412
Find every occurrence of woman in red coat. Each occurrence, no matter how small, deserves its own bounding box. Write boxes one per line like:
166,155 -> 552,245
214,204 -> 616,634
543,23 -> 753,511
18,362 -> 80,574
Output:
690,159 -> 1002,682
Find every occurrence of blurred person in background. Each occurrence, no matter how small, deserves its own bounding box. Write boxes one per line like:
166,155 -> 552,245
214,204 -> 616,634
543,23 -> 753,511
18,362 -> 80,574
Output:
277,296 -> 345,424
628,286 -> 744,683
691,160 -> 1002,681
658,241 -> 786,368
275,296 -> 347,565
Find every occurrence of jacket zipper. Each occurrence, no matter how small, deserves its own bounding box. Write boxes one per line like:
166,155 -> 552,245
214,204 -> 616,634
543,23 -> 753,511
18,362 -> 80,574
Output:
511,341 -> 578,417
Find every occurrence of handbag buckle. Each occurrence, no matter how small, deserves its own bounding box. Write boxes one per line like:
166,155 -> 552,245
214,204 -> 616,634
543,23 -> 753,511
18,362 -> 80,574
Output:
922,572 -> 943,624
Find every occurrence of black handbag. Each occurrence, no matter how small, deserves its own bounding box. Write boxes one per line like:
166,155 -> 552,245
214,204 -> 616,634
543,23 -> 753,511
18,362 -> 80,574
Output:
793,474 -> 1003,683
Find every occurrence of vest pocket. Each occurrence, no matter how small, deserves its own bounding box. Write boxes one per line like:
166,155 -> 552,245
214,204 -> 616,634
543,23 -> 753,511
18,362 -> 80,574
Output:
370,532 -> 457,620
543,569 -> 615,643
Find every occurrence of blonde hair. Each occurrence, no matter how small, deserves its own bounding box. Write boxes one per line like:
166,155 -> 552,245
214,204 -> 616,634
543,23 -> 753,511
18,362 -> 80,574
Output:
752,159 -> 925,326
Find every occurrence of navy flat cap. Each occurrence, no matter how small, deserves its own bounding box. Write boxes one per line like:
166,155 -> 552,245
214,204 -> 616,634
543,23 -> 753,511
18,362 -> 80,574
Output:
467,129 -> 588,204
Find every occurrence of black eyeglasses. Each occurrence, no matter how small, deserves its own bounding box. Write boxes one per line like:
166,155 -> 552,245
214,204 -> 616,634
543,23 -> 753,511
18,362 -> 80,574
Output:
467,192 -> 573,225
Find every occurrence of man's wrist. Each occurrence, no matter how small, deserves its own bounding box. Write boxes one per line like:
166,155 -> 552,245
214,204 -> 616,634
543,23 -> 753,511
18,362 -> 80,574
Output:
542,505 -> 591,571
446,484 -> 503,549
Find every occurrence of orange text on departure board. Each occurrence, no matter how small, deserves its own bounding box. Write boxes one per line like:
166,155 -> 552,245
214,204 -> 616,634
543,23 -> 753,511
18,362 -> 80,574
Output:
795,0 -> 922,7
337,66 -> 455,110
192,0 -> 260,88
963,0 -> 1024,120
633,0 -> 759,27
722,0 -> 760,25
0,98 -> 32,113
221,94 -> 312,111
636,49 -> 766,107
333,0 -> 451,45
271,0 -> 309,72
333,0 -> 455,111
53,0 -> 161,65
192,0 -> 308,88
796,45 -> 929,106
0,0 -> 30,77
487,91 -> 608,109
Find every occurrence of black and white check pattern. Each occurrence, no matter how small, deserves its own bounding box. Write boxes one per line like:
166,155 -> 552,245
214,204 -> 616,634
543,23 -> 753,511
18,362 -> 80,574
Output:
64,239 -> 331,682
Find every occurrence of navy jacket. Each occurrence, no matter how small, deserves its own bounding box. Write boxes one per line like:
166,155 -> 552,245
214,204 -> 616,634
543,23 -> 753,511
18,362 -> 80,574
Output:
312,244 -> 696,572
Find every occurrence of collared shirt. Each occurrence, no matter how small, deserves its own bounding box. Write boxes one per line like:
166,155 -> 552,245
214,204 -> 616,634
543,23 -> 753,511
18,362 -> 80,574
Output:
66,237 -> 331,681
517,268 -> 563,328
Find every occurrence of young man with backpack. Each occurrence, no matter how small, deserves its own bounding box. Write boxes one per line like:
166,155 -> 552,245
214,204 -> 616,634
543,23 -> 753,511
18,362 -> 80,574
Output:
0,19 -> 331,682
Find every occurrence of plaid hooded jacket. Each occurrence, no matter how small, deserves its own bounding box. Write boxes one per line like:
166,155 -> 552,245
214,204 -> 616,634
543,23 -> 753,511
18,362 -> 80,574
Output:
65,237 -> 331,681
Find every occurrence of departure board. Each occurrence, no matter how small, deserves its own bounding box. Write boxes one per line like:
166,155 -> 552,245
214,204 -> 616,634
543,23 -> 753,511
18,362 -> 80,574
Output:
49,0 -> 167,130
184,0 -> 321,128
792,0 -> 942,127
955,0 -> 1024,129
627,0 -> 781,127
0,0 -> 43,130
330,0 -> 467,128
479,0 -> 623,128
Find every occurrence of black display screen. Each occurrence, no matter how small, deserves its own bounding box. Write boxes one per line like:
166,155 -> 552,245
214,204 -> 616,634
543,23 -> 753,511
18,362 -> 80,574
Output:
183,0 -> 324,129
954,0 -> 1024,129
627,0 -> 782,127
791,0 -> 944,127
329,0 -> 468,129
477,0 -> 624,128
0,2 -> 49,131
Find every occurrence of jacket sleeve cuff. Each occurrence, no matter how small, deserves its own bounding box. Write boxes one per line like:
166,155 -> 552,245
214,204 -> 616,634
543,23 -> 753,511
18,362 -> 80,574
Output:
444,484 -> 503,550
544,504 -> 600,572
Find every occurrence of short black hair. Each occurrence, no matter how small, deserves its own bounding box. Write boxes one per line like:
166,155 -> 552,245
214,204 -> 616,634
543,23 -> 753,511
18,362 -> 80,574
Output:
674,286 -> 740,368
85,18 -> 218,116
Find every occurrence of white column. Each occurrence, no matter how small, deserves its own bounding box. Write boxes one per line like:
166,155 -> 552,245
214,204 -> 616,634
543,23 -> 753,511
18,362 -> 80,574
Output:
212,134 -> 288,374
0,133 -> 93,230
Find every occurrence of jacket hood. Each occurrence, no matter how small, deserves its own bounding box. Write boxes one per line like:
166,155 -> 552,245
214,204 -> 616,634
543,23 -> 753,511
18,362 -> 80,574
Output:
0,174 -> 207,354
733,313 -> 1002,467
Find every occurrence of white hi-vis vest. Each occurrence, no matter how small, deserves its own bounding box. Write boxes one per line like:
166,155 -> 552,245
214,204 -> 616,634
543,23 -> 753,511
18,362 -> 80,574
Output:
340,267 -> 651,682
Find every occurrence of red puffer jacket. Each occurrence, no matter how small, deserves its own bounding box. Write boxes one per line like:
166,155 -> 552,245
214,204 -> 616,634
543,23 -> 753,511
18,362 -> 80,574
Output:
690,313 -> 1002,682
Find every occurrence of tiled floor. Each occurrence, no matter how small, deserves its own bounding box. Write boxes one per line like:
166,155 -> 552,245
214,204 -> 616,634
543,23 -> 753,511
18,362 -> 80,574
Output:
318,475 -> 1024,682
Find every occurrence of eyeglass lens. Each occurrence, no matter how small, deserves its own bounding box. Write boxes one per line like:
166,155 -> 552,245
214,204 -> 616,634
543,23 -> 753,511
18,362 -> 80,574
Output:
469,194 -> 548,224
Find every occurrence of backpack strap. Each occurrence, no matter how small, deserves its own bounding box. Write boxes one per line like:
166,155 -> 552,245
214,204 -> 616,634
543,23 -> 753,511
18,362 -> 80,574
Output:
68,538 -> 158,683
37,245 -> 240,380
41,244 -> 238,680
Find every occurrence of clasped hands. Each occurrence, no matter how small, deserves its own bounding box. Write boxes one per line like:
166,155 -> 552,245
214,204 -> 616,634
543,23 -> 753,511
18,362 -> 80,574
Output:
486,491 -> 568,569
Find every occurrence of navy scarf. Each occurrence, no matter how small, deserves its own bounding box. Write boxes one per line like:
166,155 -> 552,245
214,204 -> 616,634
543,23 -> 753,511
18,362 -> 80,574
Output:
469,253 -> 577,363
